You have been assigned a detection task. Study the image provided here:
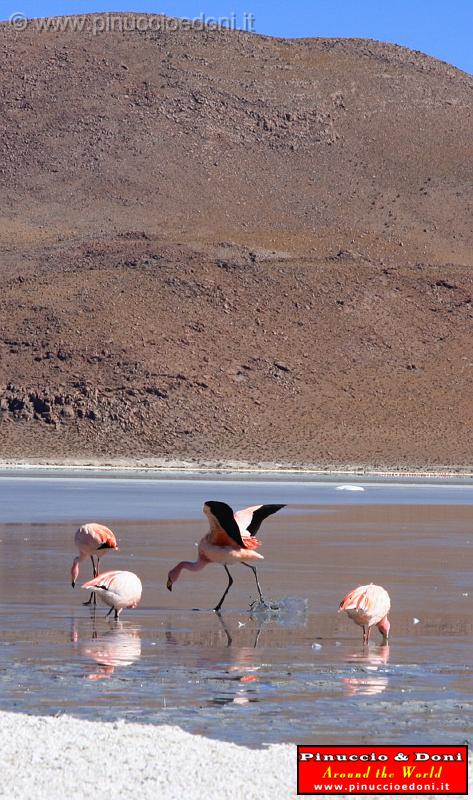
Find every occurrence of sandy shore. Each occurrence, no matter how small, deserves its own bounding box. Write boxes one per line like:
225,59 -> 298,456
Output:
0,458 -> 472,478
0,711 -> 470,800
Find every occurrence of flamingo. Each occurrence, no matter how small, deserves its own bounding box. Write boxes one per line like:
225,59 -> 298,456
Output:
166,501 -> 285,612
71,523 -> 118,605
81,570 -> 142,620
339,583 -> 391,645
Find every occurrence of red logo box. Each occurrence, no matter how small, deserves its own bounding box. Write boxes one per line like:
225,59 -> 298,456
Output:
297,745 -> 468,795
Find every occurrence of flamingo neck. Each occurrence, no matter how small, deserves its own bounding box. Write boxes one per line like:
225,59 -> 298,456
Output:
71,551 -> 91,583
377,615 -> 390,642
170,556 -> 208,584
71,554 -> 84,586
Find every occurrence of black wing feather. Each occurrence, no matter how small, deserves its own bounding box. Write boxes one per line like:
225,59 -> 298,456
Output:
247,504 -> 286,536
204,500 -> 247,548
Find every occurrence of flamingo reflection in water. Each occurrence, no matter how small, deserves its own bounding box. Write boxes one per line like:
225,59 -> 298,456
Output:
342,644 -> 391,697
72,620 -> 142,680
214,615 -> 265,707
165,612 -> 264,706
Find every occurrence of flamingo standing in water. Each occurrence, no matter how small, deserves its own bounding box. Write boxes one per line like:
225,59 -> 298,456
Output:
71,523 -> 118,605
166,501 -> 285,611
339,583 -> 391,645
82,570 -> 142,620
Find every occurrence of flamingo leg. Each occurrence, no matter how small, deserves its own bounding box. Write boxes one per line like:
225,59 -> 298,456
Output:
106,606 -> 114,618
83,592 -> 96,606
253,627 -> 262,648
82,556 -> 97,606
214,566 -> 233,612
214,610 -> 232,646
362,626 -> 368,645
242,562 -> 265,604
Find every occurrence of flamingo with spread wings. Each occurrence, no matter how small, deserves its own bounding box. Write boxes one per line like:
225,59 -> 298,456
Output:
166,501 -> 285,612
339,583 -> 391,645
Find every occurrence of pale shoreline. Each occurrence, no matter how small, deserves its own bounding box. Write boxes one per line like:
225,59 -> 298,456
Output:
0,711 -> 469,800
0,710 -> 294,800
0,457 -> 472,479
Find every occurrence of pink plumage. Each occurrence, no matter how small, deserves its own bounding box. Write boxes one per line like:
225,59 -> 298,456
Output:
82,570 -> 142,619
70,523 -> 118,589
167,501 -> 285,611
339,583 -> 391,645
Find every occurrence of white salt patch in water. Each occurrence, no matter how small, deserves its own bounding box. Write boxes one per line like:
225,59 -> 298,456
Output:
413,617 -> 420,624
311,643 -> 322,650
335,484 -> 365,491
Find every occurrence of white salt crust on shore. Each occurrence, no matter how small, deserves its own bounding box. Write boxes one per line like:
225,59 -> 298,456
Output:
0,711 -> 294,800
0,712 -> 470,800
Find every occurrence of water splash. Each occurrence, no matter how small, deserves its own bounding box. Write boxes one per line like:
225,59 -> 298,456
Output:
249,596 -> 308,626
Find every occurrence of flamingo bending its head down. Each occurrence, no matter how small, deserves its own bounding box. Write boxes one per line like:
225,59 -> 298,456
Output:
71,523 -> 118,605
339,583 -> 391,645
166,501 -> 285,612
81,570 -> 142,620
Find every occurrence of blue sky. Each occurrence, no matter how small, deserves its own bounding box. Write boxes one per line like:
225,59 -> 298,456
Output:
5,0 -> 473,74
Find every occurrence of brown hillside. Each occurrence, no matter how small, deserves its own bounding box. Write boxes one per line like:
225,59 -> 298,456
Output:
0,14 -> 472,468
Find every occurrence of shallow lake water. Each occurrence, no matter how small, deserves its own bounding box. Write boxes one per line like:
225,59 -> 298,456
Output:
0,473 -> 471,747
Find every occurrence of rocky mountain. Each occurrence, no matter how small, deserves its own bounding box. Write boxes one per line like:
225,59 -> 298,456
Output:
1,15 -> 472,467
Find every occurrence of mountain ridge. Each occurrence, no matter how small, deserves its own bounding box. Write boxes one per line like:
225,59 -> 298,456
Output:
1,15 -> 472,466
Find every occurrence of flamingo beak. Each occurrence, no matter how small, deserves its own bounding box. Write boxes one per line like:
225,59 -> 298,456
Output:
166,578 -> 173,592
71,580 -> 76,588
